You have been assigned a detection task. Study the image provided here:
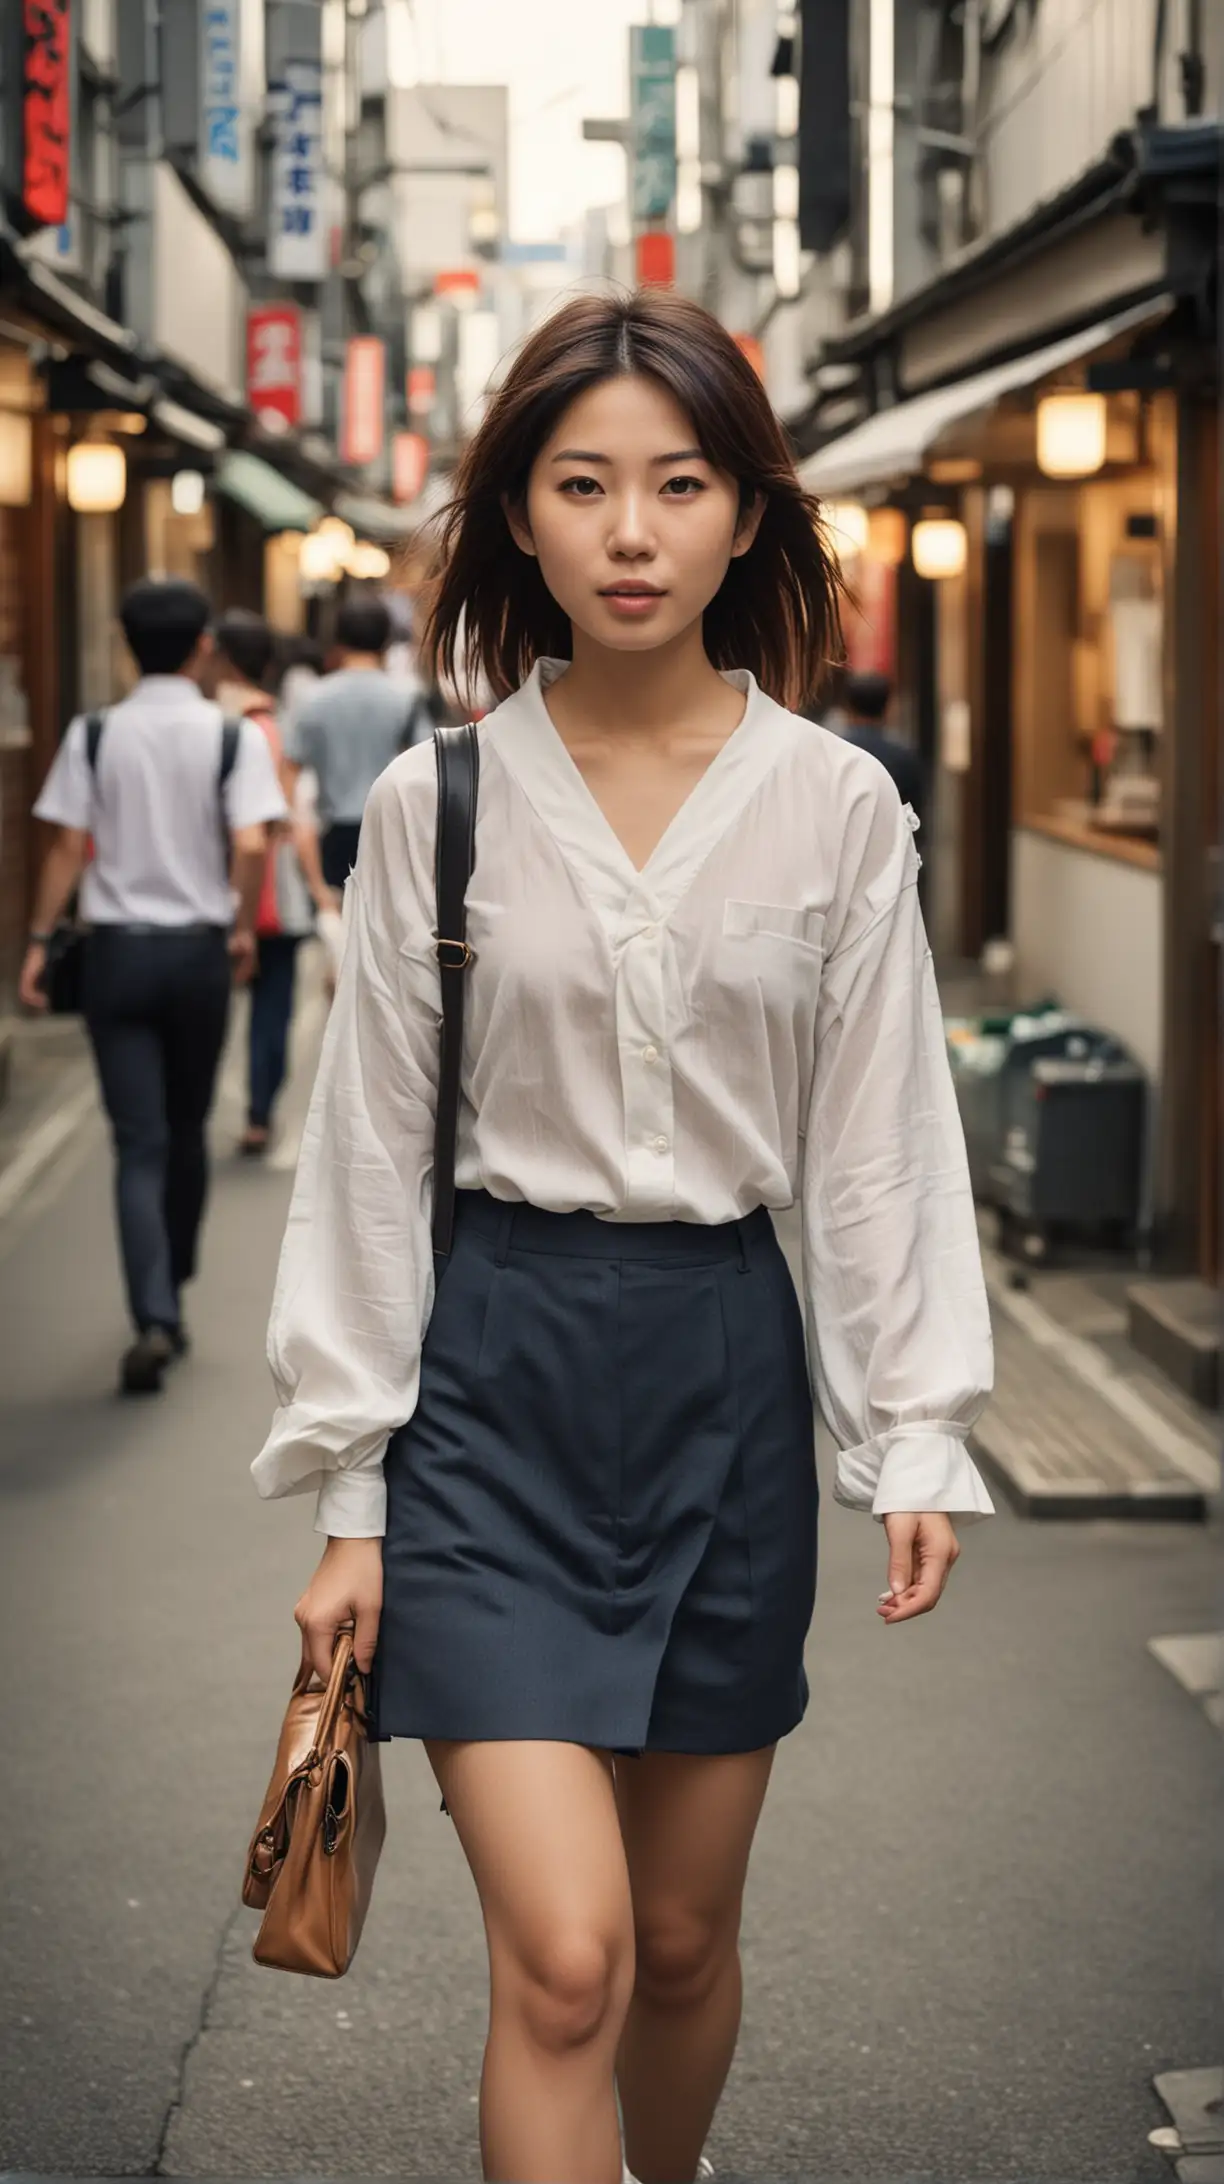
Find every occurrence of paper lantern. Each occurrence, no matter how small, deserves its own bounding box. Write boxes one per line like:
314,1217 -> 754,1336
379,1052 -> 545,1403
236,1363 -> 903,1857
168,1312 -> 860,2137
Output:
66,440 -> 126,514
170,469 -> 206,516
0,411 -> 32,507
347,542 -> 391,580
867,506 -> 907,567
1036,392 -> 1107,479
911,517 -> 967,581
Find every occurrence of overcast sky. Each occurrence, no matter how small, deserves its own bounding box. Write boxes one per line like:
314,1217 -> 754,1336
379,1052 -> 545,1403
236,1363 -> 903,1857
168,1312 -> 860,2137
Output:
400,0 -> 660,241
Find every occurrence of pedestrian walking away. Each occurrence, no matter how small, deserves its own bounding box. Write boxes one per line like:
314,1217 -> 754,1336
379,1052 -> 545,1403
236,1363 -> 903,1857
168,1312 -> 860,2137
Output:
205,609 -> 329,1157
284,595 -> 436,893
835,669 -> 927,830
20,579 -> 287,1394
252,290 -> 996,2184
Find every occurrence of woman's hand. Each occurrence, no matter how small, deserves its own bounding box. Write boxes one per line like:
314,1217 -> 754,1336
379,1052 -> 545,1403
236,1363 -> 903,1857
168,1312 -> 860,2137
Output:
294,1537 -> 384,1683
877,1512 -> 960,1623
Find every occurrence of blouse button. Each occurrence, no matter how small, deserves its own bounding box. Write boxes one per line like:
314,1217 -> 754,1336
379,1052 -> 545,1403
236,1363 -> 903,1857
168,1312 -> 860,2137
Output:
651,1134 -> 669,1154
642,1044 -> 659,1064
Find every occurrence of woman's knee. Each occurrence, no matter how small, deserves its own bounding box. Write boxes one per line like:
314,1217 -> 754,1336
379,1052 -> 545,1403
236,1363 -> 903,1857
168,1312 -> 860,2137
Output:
632,1902 -> 739,2009
496,1923 -> 634,2055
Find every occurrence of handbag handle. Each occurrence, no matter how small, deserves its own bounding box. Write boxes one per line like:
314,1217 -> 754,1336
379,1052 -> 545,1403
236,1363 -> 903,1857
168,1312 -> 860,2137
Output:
290,1626 -> 357,1767
431,722 -> 480,1263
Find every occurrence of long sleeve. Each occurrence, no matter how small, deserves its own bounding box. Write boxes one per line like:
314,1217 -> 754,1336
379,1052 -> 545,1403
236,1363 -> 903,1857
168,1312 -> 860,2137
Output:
801,783 -> 995,1523
251,766 -> 440,1537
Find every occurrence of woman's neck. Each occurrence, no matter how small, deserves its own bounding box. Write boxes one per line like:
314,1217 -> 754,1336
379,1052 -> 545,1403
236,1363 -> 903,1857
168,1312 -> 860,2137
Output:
544,623 -> 739,743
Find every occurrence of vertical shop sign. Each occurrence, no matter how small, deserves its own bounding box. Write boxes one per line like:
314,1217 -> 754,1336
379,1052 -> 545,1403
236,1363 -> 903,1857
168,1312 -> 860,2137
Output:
406,365 -> 436,417
629,24 -> 676,225
200,0 -> 253,215
267,58 -> 326,280
393,431 -> 429,505
22,0 -> 72,229
341,337 -> 386,467
247,304 -> 302,433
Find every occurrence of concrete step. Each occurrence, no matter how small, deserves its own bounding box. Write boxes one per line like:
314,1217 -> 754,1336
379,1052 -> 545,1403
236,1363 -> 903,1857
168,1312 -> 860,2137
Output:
1128,1279 -> 1221,1412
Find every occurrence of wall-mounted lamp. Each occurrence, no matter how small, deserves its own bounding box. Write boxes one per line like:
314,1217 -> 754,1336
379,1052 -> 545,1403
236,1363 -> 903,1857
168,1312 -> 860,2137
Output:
823,500 -> 870,555
911,516 -> 967,580
170,469 -> 206,516
1036,392 -> 1107,479
867,506 -> 908,567
0,411 -> 32,507
66,438 -> 127,514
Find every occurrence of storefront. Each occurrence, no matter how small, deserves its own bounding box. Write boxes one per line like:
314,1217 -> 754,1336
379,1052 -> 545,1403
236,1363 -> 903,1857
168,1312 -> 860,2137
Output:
799,149 -> 1220,1283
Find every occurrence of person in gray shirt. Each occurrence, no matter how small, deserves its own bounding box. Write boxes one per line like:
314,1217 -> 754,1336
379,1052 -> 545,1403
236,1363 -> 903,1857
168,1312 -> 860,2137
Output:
285,596 -> 434,890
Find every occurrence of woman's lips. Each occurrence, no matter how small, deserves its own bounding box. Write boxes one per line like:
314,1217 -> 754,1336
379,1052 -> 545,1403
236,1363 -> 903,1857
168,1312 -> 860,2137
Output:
599,589 -> 665,617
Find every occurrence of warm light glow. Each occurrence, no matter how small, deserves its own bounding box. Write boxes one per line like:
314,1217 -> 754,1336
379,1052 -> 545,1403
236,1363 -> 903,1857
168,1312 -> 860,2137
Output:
675,64 -> 700,161
299,524 -> 351,583
0,411 -> 32,507
170,469 -> 206,516
867,505 -> 908,567
927,456 -> 981,484
912,517 -> 967,580
318,516 -> 356,551
824,500 -> 870,555
346,541 -> 391,580
1036,391 -> 1107,478
676,158 -> 703,235
66,440 -> 127,514
775,73 -> 799,139
773,217 -> 800,298
772,162 -> 799,220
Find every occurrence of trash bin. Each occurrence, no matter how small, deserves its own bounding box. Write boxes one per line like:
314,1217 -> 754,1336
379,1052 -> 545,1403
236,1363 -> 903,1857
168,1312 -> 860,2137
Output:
945,1004 -> 1094,1205
993,1053 -> 1146,1250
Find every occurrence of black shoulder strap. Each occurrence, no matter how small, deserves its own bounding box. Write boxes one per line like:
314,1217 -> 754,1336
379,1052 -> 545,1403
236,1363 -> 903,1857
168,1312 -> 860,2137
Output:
432,722 -> 480,1264
85,711 -> 106,773
219,716 -> 242,790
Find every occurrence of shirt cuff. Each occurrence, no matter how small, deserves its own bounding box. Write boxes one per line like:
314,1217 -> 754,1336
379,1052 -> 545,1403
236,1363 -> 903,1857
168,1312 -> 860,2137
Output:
833,1425 -> 996,1524
313,1463 -> 388,1539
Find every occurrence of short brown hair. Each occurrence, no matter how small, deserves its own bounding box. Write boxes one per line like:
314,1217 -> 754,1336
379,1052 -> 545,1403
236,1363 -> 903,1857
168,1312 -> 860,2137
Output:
421,288 -> 846,713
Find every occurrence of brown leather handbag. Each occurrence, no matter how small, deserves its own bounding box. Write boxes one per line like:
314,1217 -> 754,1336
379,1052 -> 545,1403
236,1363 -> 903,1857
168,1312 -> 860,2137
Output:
242,723 -> 481,1974
242,1627 -> 387,1977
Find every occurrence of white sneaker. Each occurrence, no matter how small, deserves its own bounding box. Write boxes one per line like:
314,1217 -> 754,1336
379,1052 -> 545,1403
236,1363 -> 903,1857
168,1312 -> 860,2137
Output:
698,2161 -> 715,2179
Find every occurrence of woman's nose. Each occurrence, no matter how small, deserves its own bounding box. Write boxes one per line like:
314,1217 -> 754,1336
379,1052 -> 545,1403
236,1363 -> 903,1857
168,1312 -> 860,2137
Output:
606,491 -> 655,555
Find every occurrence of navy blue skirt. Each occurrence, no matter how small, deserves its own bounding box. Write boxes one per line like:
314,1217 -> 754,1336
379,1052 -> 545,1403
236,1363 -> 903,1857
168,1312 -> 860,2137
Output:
365,1188 -> 819,1757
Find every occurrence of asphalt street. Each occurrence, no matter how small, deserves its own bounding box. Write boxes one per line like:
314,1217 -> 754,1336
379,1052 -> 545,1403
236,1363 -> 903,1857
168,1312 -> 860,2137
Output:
1,984 -> 1221,2182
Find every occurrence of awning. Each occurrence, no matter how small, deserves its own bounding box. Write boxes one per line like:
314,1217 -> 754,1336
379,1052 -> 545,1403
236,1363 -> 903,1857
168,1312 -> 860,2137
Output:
798,296 -> 1171,496
214,451 -> 322,533
333,472 -> 454,541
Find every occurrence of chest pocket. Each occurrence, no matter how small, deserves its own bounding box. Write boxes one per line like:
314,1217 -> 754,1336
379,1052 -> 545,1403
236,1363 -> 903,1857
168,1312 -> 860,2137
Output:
722,899 -> 826,955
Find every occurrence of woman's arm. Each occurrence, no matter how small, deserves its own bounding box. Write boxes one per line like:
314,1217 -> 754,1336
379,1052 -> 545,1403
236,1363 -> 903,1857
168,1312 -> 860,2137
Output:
251,764 -> 439,1540
801,781 -> 995,1537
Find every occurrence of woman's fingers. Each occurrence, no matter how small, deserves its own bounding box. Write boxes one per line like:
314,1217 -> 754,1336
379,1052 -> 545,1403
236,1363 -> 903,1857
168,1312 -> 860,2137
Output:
879,1514 -> 959,1623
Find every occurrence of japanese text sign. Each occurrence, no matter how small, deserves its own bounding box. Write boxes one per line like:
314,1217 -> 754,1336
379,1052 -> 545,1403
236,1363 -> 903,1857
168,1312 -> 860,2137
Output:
247,304 -> 303,433
23,0 -> 71,230
267,59 -> 326,281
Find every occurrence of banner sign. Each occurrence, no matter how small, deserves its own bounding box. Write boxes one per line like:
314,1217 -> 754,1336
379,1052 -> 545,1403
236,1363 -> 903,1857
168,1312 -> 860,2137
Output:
247,304 -> 302,433
406,365 -> 435,417
22,0 -> 71,229
629,24 -> 675,225
341,336 -> 386,467
200,0 -> 253,215
267,59 -> 326,281
393,431 -> 430,505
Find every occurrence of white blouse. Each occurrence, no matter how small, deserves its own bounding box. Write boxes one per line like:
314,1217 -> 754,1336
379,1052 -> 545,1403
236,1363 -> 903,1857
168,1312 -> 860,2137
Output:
253,658 -> 995,1539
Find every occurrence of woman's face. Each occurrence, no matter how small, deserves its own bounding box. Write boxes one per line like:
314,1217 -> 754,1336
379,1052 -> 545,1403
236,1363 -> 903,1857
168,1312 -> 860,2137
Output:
504,372 -> 763,655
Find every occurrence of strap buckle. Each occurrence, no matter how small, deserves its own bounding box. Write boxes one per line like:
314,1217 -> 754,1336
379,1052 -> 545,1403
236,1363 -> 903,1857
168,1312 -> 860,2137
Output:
433,933 -> 475,970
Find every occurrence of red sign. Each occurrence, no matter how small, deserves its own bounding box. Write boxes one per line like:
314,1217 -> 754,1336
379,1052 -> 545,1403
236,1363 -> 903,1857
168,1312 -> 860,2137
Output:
635,230 -> 675,288
844,557 -> 897,679
341,336 -> 386,467
406,365 -> 436,418
393,432 -> 430,505
434,269 -> 480,302
246,305 -> 302,433
23,0 -> 71,228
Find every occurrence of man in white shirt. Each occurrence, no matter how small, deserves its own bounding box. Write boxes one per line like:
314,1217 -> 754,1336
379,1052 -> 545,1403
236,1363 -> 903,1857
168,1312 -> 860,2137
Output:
19,579 -> 287,1394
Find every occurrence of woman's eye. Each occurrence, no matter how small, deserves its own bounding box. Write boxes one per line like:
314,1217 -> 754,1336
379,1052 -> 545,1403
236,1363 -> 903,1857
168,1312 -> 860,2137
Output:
662,475 -> 705,496
559,476 -> 602,497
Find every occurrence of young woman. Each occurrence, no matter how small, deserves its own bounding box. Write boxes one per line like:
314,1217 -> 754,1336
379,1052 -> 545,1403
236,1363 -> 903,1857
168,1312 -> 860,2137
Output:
252,289 -> 995,2184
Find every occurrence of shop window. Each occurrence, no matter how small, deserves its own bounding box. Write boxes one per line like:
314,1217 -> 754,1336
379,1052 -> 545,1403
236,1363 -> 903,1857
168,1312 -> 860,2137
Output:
1013,473 -> 1163,870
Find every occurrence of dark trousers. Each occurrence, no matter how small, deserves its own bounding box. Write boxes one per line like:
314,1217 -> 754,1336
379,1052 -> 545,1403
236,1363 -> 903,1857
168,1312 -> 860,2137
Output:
83,927 -> 231,1334
321,820 -> 362,890
248,933 -> 300,1128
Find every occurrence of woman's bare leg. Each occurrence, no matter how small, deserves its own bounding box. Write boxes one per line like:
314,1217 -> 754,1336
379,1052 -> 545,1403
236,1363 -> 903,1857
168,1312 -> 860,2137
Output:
425,1737 -> 635,2184
614,1746 -> 777,2184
